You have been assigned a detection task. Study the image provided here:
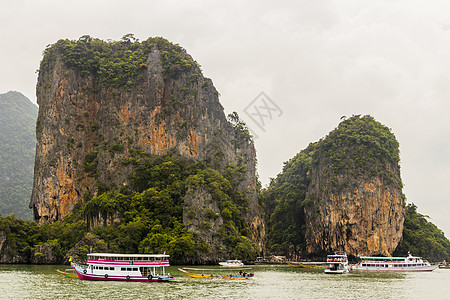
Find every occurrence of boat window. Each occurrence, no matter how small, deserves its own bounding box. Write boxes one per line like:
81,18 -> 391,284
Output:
127,268 -> 132,271
133,268 -> 138,271
121,268 -> 126,271
109,267 -> 114,270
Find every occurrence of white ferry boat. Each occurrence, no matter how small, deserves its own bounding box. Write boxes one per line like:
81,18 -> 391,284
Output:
324,251 -> 350,274
219,259 -> 244,267
352,252 -> 438,272
71,253 -> 174,281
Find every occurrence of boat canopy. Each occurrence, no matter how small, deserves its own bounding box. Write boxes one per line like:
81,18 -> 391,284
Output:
87,253 -> 169,259
359,256 -> 406,260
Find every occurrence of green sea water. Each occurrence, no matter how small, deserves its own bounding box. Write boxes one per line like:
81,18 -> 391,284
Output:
1,264 -> 449,299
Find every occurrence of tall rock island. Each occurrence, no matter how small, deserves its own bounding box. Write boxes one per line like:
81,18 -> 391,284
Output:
265,115 -> 405,257
30,35 -> 263,261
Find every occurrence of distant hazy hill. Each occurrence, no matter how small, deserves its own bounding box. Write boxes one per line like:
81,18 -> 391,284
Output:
0,91 -> 37,220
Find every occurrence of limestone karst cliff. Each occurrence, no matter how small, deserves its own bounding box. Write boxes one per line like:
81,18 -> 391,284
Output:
29,35 -> 264,259
264,115 -> 405,258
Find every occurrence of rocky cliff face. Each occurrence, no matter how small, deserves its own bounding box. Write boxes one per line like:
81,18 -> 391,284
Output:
30,36 -> 263,250
265,115 -> 405,257
305,166 -> 404,256
304,116 -> 405,256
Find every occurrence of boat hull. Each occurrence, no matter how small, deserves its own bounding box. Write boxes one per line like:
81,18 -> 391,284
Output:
352,264 -> 438,272
57,269 -> 78,278
72,265 -> 173,282
324,269 -> 349,274
178,268 -> 253,279
74,270 -> 174,281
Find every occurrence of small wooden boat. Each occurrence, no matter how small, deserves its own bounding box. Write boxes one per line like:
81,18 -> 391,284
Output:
57,268 -> 78,278
288,263 -> 322,269
218,259 -> 244,267
178,268 -> 254,279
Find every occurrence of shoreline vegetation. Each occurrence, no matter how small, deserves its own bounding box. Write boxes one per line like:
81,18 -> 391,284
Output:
1,37 -> 450,265
1,137 -> 450,264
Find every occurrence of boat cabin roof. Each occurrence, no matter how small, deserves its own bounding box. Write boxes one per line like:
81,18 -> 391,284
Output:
87,253 -> 169,259
360,256 -> 407,260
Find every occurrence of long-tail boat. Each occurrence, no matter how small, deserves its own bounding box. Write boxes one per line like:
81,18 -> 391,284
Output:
178,267 -> 254,279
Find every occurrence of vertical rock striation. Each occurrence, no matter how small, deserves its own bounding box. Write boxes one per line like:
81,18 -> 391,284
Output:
30,36 -> 263,251
265,115 -> 405,257
305,165 -> 404,256
304,115 -> 405,256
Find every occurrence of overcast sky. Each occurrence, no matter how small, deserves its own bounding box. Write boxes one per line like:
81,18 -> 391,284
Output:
2,0 -> 450,237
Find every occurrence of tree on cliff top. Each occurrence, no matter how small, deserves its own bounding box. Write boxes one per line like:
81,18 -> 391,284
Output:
40,35 -> 197,90
315,114 -> 402,189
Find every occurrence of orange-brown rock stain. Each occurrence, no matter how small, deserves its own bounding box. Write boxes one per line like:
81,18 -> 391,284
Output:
56,161 -> 79,218
187,128 -> 199,158
250,215 -> 265,252
120,107 -> 131,125
306,176 -> 404,257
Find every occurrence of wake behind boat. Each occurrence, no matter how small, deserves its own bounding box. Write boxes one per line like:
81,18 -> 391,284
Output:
352,252 -> 438,272
178,267 -> 254,279
71,253 -> 174,281
324,251 -> 350,274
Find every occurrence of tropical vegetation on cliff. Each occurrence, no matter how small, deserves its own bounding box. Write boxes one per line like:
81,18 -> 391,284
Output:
1,151 -> 257,264
394,203 -> 450,262
262,143 -> 315,256
264,115 -> 404,257
25,34 -> 262,264
39,34 -> 197,90
2,35 -> 450,264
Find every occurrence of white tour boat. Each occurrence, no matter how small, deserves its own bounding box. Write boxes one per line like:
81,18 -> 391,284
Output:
352,252 -> 438,272
219,259 -> 244,267
324,251 -> 350,274
71,253 -> 174,281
